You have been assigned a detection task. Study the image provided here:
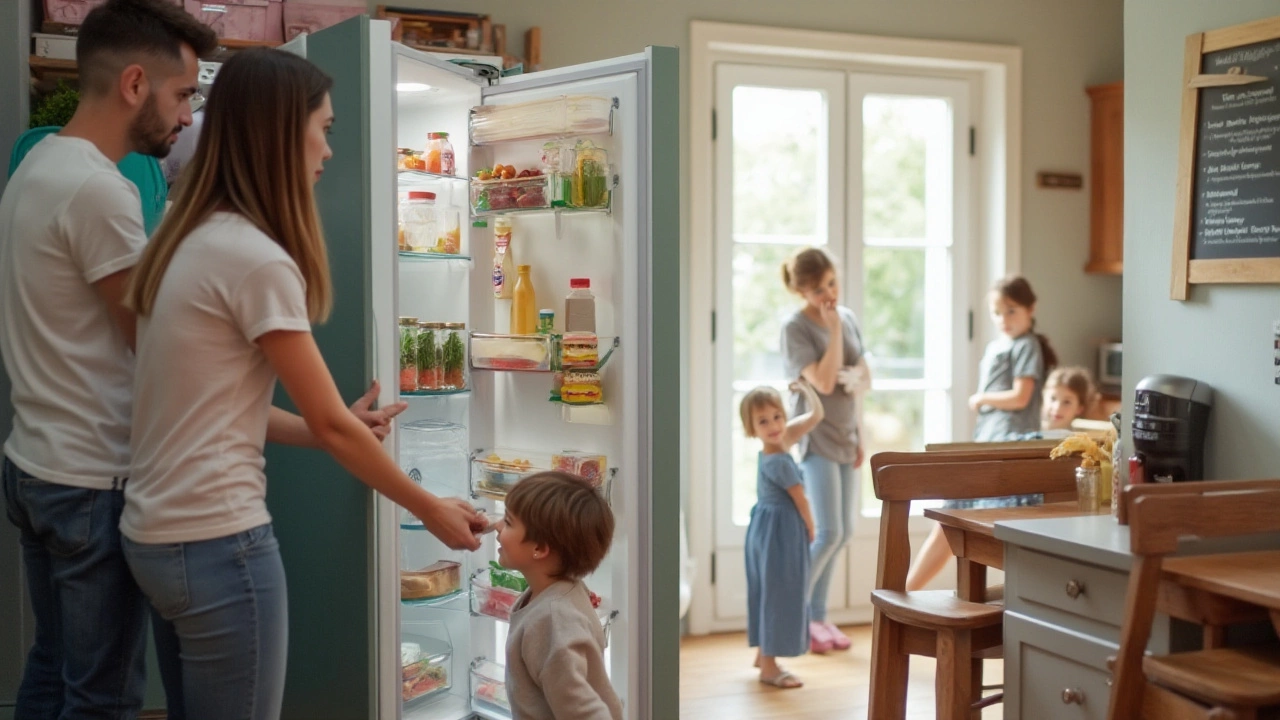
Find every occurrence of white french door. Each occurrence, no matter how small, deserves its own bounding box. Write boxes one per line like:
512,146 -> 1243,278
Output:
711,64 -> 973,623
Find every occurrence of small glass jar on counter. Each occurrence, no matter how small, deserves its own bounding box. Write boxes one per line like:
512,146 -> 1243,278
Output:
400,191 -> 438,253
399,317 -> 419,392
439,323 -> 468,391
417,322 -> 442,391
1076,465 -> 1101,513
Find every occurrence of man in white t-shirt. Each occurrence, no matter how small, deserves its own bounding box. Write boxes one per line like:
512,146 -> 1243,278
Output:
0,1 -> 217,716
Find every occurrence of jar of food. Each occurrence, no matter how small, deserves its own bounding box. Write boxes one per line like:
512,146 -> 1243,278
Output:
1076,465 -> 1101,513
425,132 -> 455,176
440,323 -> 468,391
437,205 -> 462,255
399,317 -> 419,392
537,310 -> 554,335
417,322 -> 442,391
570,140 -> 609,209
400,192 -> 438,253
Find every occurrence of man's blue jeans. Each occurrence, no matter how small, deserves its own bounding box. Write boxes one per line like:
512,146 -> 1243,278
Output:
2,456 -> 147,720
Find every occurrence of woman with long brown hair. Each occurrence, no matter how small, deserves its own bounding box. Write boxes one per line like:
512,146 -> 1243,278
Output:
121,48 -> 483,719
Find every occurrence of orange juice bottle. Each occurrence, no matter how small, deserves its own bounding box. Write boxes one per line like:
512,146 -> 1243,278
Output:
510,265 -> 538,334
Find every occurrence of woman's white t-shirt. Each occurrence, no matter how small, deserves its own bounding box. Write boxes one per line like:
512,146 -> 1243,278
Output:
122,212 -> 312,544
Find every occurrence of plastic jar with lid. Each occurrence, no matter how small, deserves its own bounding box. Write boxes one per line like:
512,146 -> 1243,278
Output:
401,191 -> 438,252
425,133 -> 455,175
440,323 -> 468,391
399,317 -> 419,392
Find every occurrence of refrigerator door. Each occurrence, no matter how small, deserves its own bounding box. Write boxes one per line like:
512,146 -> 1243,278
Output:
474,48 -> 681,720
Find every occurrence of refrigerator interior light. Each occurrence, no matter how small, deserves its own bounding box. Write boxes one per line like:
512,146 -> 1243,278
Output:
396,82 -> 435,93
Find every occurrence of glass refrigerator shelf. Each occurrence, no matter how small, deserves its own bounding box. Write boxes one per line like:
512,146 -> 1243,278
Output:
398,169 -> 470,187
398,250 -> 472,263
400,388 -> 471,398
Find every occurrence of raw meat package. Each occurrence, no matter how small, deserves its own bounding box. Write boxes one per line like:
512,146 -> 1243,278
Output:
184,0 -> 284,42
551,452 -> 606,486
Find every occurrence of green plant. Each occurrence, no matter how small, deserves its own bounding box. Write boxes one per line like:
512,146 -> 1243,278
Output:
443,332 -> 464,373
416,328 -> 438,369
30,82 -> 80,129
400,329 -> 416,368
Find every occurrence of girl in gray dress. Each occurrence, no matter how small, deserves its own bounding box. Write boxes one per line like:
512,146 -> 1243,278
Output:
906,276 -> 1058,590
741,381 -> 822,688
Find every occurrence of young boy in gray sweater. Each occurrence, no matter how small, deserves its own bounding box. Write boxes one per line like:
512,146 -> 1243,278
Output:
497,471 -> 622,720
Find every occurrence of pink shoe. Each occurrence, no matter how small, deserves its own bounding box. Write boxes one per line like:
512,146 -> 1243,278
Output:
808,621 -> 833,654
824,622 -> 852,651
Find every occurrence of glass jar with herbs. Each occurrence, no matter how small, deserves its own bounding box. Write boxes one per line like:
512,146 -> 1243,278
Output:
399,317 -> 419,393
440,323 -> 468,391
417,322 -> 442,391
570,140 -> 610,209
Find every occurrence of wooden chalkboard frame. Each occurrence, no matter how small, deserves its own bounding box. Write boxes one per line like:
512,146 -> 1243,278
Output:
1172,15 -> 1280,300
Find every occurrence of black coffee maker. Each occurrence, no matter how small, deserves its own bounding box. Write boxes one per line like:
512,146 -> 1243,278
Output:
1131,374 -> 1213,483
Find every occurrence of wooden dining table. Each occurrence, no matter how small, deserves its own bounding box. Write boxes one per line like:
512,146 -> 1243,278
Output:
922,502 -> 1103,602
924,503 -> 1280,640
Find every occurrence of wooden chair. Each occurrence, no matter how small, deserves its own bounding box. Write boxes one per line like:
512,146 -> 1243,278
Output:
1118,480 -> 1280,649
868,449 -> 1079,720
1107,487 -> 1280,720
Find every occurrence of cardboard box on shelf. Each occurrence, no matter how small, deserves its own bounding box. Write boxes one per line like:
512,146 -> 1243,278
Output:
184,0 -> 284,43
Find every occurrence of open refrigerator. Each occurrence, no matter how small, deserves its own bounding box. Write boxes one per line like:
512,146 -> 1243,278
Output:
282,17 -> 677,720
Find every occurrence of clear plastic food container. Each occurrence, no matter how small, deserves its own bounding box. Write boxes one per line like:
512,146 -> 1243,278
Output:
470,333 -> 553,372
470,449 -> 552,499
400,421 -> 468,528
470,658 -> 510,714
401,622 -> 452,705
470,569 -> 524,622
470,175 -> 550,214
470,95 -> 615,145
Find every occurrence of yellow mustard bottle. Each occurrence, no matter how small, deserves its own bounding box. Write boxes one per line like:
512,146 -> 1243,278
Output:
510,265 -> 538,335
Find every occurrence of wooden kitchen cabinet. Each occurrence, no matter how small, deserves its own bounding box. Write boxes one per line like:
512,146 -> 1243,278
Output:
1086,81 -> 1123,275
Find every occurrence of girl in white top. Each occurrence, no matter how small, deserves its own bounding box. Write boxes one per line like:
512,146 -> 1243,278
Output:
121,49 -> 484,720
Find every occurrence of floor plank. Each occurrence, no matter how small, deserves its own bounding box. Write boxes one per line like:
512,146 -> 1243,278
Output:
680,624 -> 1003,719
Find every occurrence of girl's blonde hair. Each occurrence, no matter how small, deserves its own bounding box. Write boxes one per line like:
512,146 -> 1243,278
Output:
739,386 -> 786,437
128,48 -> 334,323
1045,366 -> 1097,416
781,247 -> 835,295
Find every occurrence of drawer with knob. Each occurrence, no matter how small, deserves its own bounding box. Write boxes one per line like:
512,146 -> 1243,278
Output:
1005,610 -> 1120,720
1014,547 -> 1129,629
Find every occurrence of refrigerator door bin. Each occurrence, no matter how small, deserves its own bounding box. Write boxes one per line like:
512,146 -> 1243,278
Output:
470,569 -> 524,622
470,95 -> 618,145
470,658 -> 511,717
401,622 -> 453,706
470,449 -> 552,499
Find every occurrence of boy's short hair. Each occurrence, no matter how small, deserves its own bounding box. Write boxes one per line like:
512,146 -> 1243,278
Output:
505,471 -> 614,580
78,0 -> 219,96
739,386 -> 786,438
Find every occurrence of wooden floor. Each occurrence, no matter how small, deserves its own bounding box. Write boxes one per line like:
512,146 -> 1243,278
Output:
680,625 -> 1004,720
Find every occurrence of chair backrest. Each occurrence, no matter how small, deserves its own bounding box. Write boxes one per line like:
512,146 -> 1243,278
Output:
1117,477 -> 1280,525
869,449 -> 1078,594
1107,485 -> 1280,720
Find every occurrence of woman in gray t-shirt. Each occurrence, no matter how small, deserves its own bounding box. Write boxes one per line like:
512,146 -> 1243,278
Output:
778,247 -> 868,654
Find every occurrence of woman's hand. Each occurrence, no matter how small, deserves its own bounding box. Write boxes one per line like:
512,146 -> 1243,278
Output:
411,496 -> 485,551
968,392 -> 985,411
805,513 -> 815,543
818,301 -> 842,335
349,380 -> 408,441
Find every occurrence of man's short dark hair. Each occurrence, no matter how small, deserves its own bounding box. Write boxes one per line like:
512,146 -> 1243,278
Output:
77,0 -> 219,96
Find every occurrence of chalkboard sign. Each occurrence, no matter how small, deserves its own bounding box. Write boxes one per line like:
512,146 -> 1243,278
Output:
1172,16 -> 1280,300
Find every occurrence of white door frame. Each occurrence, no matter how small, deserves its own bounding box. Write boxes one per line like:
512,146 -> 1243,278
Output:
687,20 -> 1022,636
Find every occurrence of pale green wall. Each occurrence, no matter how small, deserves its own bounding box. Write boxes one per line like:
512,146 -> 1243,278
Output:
1124,0 -> 1280,477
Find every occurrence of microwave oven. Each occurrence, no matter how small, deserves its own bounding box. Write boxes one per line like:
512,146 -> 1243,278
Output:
1097,342 -> 1122,390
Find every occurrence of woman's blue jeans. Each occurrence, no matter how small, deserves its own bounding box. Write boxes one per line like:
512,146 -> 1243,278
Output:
123,524 -> 288,720
800,452 -> 856,622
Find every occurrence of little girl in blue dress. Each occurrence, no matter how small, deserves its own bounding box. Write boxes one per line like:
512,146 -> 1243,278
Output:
741,380 -> 823,689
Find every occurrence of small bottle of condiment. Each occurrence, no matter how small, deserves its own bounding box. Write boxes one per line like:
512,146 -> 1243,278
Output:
537,310 -> 555,335
493,218 -> 514,299
425,132 -> 455,175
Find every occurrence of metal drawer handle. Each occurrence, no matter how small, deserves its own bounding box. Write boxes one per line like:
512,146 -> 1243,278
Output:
1065,579 -> 1086,599
1062,688 -> 1085,705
